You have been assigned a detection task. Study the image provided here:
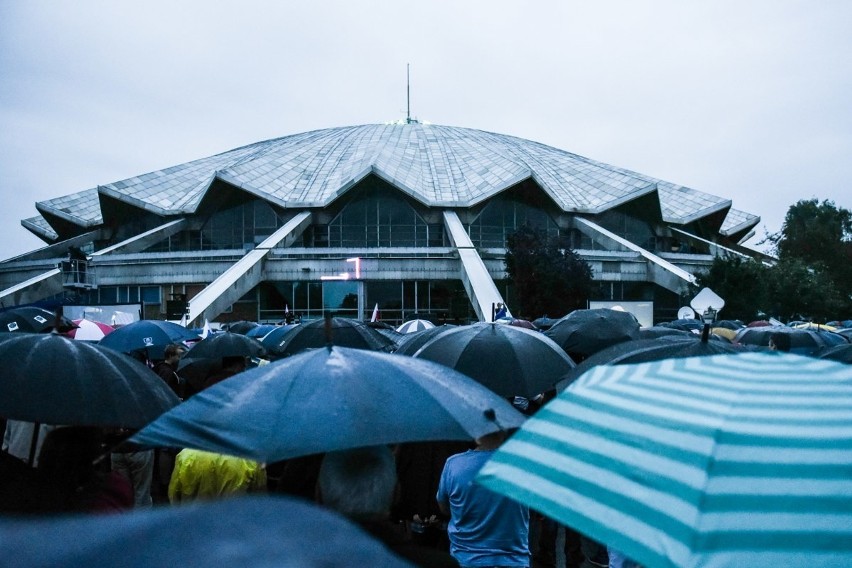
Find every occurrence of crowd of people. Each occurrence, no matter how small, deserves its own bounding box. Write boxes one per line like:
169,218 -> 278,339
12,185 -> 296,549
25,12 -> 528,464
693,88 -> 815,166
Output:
9,311 -> 831,567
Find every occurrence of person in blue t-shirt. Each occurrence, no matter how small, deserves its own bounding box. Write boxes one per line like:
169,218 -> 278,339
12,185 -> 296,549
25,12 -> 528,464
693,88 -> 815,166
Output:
437,430 -> 529,568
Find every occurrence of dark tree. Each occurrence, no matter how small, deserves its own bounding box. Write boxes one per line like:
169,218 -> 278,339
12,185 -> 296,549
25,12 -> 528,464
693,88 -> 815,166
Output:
505,225 -> 593,320
766,198 -> 852,296
692,255 -> 769,323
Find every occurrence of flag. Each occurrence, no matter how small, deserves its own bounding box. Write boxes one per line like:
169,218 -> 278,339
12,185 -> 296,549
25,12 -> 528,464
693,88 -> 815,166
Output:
201,319 -> 211,339
284,304 -> 290,315
371,303 -> 379,322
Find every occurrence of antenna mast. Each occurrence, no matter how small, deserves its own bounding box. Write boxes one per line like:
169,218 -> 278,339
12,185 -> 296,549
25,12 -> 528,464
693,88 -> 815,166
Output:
406,63 -> 411,124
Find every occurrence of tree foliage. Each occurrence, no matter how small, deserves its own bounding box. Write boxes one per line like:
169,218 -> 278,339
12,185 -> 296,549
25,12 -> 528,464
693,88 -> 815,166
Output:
505,225 -> 593,320
696,199 -> 851,322
766,198 -> 852,294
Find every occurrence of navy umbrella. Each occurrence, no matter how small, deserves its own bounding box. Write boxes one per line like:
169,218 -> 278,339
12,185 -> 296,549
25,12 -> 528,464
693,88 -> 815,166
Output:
222,320 -> 258,335
0,307 -> 77,333
638,326 -> 693,339
0,495 -> 413,568
0,333 -> 179,428
411,322 -> 576,398
245,324 -> 280,338
263,317 -> 395,358
557,335 -> 750,389
98,320 -> 200,359
818,343 -> 852,364
544,308 -> 641,361
129,346 -> 525,462
184,332 -> 266,360
734,325 -> 848,355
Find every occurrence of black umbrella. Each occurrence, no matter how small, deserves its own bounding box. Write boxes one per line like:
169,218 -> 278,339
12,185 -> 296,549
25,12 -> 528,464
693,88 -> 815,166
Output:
556,335 -> 750,389
0,307 -> 77,333
411,322 -> 576,398
393,324 -> 457,355
638,326 -> 693,339
98,320 -> 200,359
734,325 -> 848,355
544,308 -> 641,361
128,346 -> 525,462
0,333 -> 179,428
531,316 -> 560,331
222,320 -> 258,335
0,495 -> 412,568
657,318 -> 705,332
817,343 -> 852,364
185,332 -> 266,360
713,319 -> 745,331
264,317 -> 395,357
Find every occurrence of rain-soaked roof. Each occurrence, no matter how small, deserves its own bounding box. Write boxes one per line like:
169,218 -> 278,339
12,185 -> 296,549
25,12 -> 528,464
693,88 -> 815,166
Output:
26,122 -> 759,238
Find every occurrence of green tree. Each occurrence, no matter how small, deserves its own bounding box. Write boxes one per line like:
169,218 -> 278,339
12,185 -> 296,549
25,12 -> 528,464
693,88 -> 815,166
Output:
765,258 -> 847,322
505,225 -> 593,319
767,198 -> 852,297
692,255 -> 769,322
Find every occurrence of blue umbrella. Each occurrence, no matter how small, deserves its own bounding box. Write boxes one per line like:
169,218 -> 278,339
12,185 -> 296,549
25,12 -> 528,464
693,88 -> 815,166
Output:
129,346 -> 525,462
0,495 -> 413,567
98,320 -> 200,359
477,353 -> 852,568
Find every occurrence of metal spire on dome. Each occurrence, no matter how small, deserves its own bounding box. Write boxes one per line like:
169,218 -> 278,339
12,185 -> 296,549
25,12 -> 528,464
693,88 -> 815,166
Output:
406,64 -> 418,124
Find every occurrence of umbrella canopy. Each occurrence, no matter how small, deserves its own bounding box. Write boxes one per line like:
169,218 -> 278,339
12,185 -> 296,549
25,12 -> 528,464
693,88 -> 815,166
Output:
98,320 -> 200,359
818,343 -> 852,364
129,346 -> 525,462
544,308 -> 641,361
393,324 -> 457,355
531,316 -> 560,331
185,332 -> 266,360
710,326 -> 738,341
0,307 -> 77,333
0,333 -> 179,428
506,318 -> 538,330
223,320 -> 258,335
557,335 -> 750,389
476,353 -> 852,568
638,326 -> 693,339
245,323 -> 280,338
396,319 -> 436,334
258,323 -> 299,347
795,322 -> 839,332
657,318 -> 704,332
263,317 -> 395,358
713,319 -> 745,331
734,325 -> 849,355
411,322 -> 575,398
64,318 -> 115,341
747,320 -> 773,327
0,495 -> 412,568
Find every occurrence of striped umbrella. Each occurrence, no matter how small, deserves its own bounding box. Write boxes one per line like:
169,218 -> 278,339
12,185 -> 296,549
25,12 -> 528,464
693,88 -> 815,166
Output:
476,352 -> 852,568
396,319 -> 436,334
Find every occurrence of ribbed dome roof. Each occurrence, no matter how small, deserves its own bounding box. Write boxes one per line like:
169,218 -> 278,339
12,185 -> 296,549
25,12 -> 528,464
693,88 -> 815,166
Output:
30,123 -> 759,240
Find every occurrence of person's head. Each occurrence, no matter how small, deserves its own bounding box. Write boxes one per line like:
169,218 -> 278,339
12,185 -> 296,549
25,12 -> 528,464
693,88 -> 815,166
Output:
317,446 -> 397,521
164,343 -> 186,364
38,426 -> 105,487
768,332 -> 791,352
474,429 -> 510,450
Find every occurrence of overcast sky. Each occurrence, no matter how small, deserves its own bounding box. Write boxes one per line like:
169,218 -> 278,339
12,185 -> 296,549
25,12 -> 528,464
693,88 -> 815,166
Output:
1,1 -> 850,261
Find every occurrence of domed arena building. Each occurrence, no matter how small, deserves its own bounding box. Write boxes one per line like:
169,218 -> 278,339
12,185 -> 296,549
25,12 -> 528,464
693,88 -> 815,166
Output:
0,122 -> 761,325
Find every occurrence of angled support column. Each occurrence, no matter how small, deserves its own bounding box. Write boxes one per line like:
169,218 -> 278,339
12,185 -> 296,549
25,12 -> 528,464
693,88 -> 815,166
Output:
93,218 -> 188,256
0,268 -> 63,307
186,212 -> 311,327
442,211 -> 510,322
574,217 -> 695,293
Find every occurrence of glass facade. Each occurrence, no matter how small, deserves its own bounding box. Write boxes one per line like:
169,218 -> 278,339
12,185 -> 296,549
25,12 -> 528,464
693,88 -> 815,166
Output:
300,179 -> 445,248
467,194 -> 561,248
256,280 -> 474,325
149,200 -> 285,252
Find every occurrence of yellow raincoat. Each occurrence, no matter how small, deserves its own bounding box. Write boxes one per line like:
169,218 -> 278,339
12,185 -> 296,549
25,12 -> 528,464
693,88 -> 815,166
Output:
168,448 -> 266,503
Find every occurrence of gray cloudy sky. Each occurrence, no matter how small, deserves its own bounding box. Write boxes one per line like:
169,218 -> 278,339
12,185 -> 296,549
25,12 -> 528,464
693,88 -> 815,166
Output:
1,1 -> 850,261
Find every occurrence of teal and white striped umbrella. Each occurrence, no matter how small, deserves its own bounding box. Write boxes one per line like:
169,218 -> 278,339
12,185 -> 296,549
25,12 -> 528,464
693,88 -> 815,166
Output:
476,352 -> 852,568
